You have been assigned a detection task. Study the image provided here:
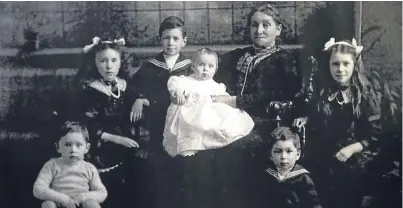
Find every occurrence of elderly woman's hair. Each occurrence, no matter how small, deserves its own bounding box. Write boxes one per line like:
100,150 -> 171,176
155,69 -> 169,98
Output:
247,4 -> 285,28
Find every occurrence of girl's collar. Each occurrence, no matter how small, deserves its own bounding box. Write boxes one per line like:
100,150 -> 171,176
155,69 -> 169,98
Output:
88,77 -> 127,97
328,85 -> 352,104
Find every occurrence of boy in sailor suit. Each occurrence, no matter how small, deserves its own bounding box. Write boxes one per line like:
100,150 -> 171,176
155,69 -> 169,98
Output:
253,127 -> 322,208
129,16 -> 192,208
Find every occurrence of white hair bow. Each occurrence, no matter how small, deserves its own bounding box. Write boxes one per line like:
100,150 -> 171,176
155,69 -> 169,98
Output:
82,37 -> 126,53
83,36 -> 101,53
323,37 -> 363,54
100,38 -> 126,46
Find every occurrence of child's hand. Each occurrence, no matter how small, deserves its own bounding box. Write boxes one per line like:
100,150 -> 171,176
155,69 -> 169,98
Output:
117,136 -> 140,148
293,117 -> 308,129
70,194 -> 84,207
61,196 -> 77,208
131,99 -> 149,122
335,142 -> 363,162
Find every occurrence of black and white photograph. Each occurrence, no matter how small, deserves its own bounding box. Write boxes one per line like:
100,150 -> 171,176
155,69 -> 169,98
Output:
0,1 -> 401,208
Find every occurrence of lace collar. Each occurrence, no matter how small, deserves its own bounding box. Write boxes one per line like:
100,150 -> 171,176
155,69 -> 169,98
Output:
88,77 -> 127,97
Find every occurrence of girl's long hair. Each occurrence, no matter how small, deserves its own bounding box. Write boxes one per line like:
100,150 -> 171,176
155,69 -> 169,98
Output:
317,40 -> 380,118
74,38 -> 132,89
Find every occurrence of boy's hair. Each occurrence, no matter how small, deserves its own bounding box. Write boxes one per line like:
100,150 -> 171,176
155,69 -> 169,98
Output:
268,126 -> 301,151
57,121 -> 90,143
192,47 -> 219,67
159,16 -> 186,37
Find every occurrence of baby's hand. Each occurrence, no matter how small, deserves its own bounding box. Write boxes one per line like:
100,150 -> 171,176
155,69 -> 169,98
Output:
335,142 -> 363,162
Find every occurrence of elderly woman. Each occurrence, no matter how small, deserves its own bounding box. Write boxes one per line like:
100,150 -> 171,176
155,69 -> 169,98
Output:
212,4 -> 305,208
216,4 -> 303,137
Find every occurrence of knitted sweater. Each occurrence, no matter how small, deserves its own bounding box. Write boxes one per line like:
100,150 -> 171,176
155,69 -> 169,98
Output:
33,158 -> 107,204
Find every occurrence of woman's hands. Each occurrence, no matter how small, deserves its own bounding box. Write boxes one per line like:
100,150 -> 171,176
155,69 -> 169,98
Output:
130,99 -> 150,122
335,142 -> 364,162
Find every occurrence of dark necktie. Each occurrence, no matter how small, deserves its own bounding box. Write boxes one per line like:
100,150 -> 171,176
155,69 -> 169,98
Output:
104,80 -> 119,94
336,91 -> 345,104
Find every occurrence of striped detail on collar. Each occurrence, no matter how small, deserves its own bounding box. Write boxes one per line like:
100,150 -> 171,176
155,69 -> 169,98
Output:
265,167 -> 309,182
148,58 -> 192,72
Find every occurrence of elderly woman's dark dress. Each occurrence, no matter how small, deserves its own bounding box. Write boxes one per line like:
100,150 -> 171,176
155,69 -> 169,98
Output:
212,45 -> 304,207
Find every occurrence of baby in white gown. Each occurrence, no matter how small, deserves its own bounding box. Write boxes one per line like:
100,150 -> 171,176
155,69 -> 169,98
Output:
163,48 -> 254,157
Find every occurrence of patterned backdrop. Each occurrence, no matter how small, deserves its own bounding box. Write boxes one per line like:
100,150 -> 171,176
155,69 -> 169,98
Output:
0,1 -> 334,47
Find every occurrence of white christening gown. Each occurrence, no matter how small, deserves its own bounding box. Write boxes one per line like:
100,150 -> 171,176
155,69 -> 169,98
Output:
163,75 -> 255,157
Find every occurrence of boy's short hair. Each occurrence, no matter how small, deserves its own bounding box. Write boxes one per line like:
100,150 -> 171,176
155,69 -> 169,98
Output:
57,121 -> 90,143
268,126 -> 301,151
159,16 -> 186,37
192,47 -> 219,67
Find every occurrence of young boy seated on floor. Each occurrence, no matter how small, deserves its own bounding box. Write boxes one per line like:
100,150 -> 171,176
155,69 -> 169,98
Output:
33,121 -> 107,208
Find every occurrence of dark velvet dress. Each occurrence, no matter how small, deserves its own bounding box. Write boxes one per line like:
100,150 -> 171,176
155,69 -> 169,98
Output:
216,46 -> 303,133
305,89 -> 382,208
81,78 -> 138,169
80,77 -> 142,207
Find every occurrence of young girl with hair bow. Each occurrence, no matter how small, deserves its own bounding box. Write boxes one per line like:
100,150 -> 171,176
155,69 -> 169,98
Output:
76,36 -> 146,207
294,37 -> 382,208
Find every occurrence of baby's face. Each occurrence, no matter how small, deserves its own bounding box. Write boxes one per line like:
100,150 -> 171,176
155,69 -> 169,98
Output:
57,132 -> 89,164
192,53 -> 217,81
95,48 -> 121,81
270,140 -> 300,171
